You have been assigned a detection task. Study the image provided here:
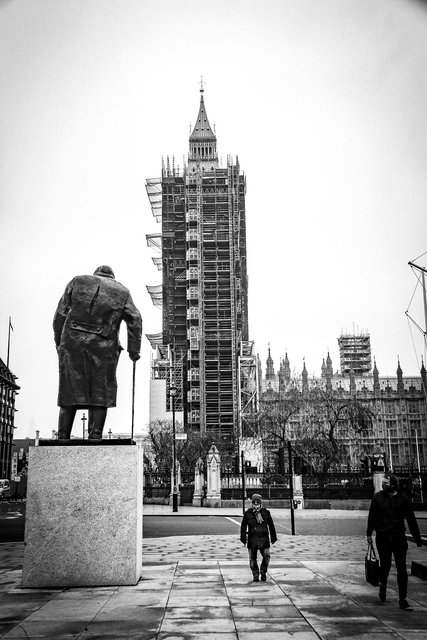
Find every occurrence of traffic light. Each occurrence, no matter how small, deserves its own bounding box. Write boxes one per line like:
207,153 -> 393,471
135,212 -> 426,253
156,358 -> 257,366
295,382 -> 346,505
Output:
277,447 -> 285,475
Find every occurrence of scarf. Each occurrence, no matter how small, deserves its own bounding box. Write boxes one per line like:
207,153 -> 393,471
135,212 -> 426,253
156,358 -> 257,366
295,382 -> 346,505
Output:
252,503 -> 264,524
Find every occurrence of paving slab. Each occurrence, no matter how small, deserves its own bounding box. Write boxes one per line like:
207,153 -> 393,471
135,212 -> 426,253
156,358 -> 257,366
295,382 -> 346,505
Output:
234,618 -> 314,633
237,634 -> 320,640
157,634 -> 238,640
231,604 -> 303,618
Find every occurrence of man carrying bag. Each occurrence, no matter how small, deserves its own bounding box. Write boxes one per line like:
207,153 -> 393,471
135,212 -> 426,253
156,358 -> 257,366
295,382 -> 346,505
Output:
366,474 -> 423,611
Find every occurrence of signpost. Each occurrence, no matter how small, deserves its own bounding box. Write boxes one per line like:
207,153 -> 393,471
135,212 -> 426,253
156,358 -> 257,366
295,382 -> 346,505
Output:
288,440 -> 295,536
241,450 -> 246,515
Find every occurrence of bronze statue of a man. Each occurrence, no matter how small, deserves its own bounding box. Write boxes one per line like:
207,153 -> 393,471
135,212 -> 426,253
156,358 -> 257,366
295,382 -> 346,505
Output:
53,265 -> 142,439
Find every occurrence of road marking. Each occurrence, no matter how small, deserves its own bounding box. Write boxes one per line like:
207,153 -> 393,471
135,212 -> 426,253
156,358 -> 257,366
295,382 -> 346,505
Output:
225,517 -> 242,526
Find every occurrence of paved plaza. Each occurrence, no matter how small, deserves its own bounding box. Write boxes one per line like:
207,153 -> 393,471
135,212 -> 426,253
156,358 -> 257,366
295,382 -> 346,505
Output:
1,507 -> 427,639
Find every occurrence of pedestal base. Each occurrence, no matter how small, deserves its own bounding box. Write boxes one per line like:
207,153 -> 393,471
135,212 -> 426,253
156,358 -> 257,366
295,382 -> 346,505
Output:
373,472 -> 385,493
22,444 -> 143,588
192,493 -> 203,507
205,494 -> 221,508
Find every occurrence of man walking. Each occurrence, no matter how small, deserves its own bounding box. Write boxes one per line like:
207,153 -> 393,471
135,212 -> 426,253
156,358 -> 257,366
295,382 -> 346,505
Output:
241,494 -> 277,582
367,474 -> 423,611
53,265 -> 142,439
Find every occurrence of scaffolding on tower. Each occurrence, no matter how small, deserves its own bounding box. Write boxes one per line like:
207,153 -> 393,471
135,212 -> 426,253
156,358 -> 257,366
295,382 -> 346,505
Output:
145,178 -> 162,222
146,285 -> 162,308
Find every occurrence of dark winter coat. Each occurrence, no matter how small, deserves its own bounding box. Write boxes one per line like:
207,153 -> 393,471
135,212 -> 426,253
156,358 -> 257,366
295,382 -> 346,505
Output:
53,272 -> 142,407
240,507 -> 277,550
366,490 -> 422,544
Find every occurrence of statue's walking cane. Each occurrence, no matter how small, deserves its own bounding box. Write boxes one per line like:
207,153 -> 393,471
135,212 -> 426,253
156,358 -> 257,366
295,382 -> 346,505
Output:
131,360 -> 136,442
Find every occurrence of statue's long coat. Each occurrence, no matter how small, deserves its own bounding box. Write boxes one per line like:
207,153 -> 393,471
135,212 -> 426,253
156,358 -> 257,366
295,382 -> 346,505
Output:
53,273 -> 142,407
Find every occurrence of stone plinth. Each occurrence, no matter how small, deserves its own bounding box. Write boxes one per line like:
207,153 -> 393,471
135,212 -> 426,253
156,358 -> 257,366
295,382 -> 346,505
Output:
22,444 -> 143,588
192,457 -> 204,507
205,444 -> 221,508
373,472 -> 385,493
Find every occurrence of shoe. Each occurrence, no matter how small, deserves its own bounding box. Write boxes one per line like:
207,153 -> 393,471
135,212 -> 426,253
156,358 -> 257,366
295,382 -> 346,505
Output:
253,576 -> 259,582
379,584 -> 387,602
399,600 -> 413,611
260,574 -> 267,582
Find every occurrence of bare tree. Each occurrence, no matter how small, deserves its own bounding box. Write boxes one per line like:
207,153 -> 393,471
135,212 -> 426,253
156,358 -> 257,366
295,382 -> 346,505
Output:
257,386 -> 303,473
147,420 -> 213,472
296,387 -> 375,472
258,384 -> 375,473
147,420 -> 173,472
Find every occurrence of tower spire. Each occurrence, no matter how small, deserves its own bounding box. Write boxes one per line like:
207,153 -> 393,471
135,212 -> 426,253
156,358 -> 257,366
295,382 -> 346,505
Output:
266,345 -> 275,380
188,82 -> 218,172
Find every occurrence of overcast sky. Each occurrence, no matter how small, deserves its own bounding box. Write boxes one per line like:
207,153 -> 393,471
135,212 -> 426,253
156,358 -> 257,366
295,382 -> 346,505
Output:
1,0 -> 427,439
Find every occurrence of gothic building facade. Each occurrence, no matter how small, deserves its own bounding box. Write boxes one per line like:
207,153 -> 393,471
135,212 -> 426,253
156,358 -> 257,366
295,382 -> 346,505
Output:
260,345 -> 427,470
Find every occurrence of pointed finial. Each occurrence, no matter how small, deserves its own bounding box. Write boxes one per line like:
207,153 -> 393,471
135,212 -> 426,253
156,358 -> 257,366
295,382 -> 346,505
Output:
200,75 -> 204,93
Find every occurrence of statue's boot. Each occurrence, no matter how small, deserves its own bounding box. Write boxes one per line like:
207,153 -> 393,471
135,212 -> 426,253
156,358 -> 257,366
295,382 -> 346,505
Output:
88,407 -> 107,439
58,407 -> 77,439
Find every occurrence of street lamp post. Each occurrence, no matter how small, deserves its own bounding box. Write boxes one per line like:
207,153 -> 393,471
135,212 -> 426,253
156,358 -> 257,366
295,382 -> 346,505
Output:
81,413 -> 87,440
387,428 -> 393,472
415,428 -> 424,503
170,386 -> 178,513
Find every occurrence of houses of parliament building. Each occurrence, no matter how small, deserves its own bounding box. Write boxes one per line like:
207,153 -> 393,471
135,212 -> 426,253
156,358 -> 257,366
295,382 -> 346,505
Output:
260,333 -> 427,471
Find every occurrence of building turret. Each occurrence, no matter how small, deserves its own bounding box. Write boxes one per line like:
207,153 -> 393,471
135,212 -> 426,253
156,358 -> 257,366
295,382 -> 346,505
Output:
188,82 -> 218,173
326,352 -> 333,376
373,359 -> 380,394
266,346 -> 275,381
278,358 -> 285,391
302,359 -> 308,393
397,359 -> 404,395
283,352 -> 291,384
321,358 -> 326,378
325,352 -> 333,391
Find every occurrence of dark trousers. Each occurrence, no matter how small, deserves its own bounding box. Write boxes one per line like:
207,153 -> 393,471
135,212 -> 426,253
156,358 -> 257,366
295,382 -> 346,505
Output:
376,531 -> 408,600
58,406 -> 107,439
248,545 -> 270,578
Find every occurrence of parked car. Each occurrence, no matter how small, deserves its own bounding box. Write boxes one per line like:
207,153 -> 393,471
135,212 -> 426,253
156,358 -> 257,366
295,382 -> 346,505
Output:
0,479 -> 10,500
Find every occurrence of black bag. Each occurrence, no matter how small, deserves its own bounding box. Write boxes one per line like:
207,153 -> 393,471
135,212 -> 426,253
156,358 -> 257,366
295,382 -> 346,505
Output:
365,541 -> 380,586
